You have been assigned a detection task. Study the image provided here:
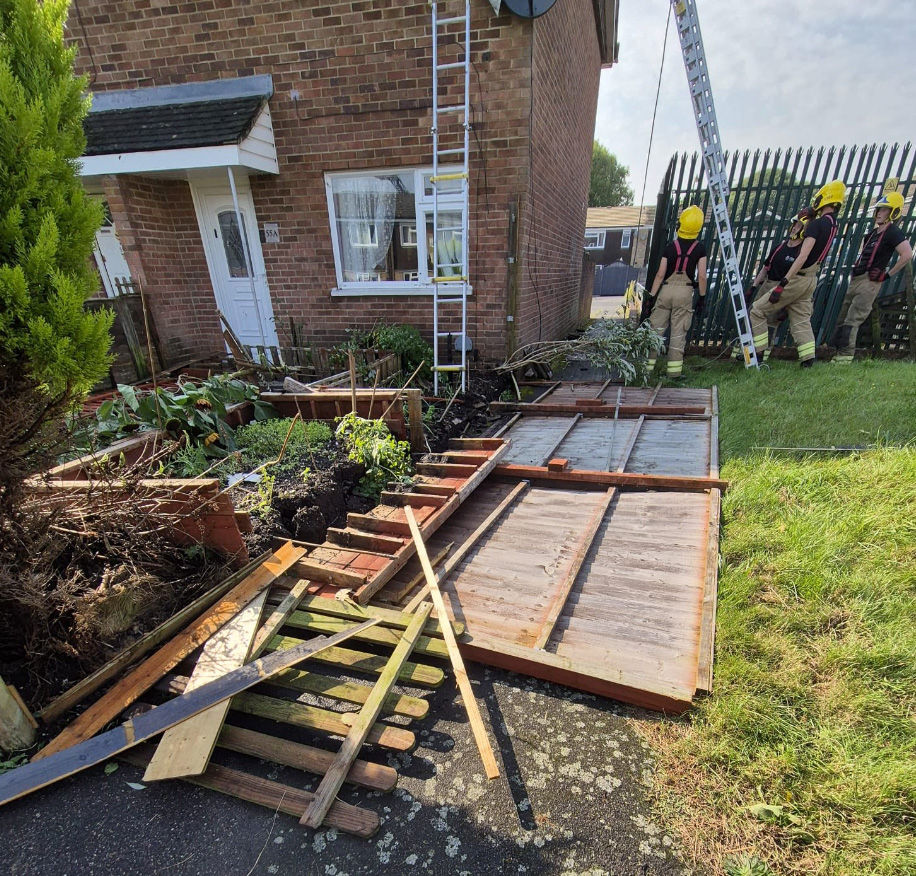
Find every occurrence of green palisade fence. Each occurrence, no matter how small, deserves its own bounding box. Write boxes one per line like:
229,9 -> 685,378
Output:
649,143 -> 916,352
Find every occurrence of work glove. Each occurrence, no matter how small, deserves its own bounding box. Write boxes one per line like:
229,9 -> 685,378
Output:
694,294 -> 706,314
868,268 -> 888,283
744,284 -> 759,304
769,282 -> 786,304
776,307 -> 789,323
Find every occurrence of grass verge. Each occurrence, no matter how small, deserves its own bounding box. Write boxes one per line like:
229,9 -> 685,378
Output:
641,359 -> 916,876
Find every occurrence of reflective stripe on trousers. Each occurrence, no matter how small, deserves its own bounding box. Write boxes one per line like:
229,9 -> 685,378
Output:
649,275 -> 694,374
749,272 -> 817,361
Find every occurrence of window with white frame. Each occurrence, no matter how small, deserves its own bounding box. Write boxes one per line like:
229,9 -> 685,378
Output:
326,167 -> 465,294
620,229 -> 632,249
399,223 -> 418,247
584,230 -> 606,250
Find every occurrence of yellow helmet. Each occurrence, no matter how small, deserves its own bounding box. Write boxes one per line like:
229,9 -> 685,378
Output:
874,191 -> 904,222
677,205 -> 704,240
812,180 -> 846,213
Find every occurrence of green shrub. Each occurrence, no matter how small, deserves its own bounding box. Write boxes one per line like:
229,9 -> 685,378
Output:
0,0 -> 113,397
374,323 -> 433,379
235,417 -> 333,475
72,375 -> 268,457
335,412 -> 412,499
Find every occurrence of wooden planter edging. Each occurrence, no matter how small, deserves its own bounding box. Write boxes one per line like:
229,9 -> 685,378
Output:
272,438 -> 509,605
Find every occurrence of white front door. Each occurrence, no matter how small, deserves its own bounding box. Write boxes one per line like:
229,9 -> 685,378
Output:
192,178 -> 278,350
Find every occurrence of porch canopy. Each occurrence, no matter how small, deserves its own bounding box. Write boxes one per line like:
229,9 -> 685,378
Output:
79,75 -> 279,178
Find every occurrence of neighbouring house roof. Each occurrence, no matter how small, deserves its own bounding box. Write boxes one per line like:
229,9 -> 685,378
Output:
592,0 -> 620,67
84,96 -> 265,156
586,205 -> 655,229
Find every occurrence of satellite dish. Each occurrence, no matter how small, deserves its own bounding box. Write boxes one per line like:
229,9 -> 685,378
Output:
503,0 -> 558,19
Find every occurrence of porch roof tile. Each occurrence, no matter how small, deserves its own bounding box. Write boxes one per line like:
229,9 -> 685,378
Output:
83,95 -> 265,156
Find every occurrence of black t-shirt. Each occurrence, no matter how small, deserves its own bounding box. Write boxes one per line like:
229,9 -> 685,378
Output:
853,223 -> 907,275
662,238 -> 706,284
800,213 -> 838,269
764,241 -> 802,281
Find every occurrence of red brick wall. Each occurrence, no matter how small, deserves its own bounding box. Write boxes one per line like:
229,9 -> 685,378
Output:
102,177 -> 223,362
516,0 -> 601,348
70,0 -> 601,363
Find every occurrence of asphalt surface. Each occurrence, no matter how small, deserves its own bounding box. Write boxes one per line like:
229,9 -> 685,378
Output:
0,665 -> 686,876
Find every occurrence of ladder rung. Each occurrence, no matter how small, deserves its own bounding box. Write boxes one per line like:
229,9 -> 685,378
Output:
437,148 -> 466,156
437,15 -> 467,25
432,276 -> 468,283
430,172 -> 468,182
437,104 -> 466,114
436,61 -> 467,71
434,366 -> 466,372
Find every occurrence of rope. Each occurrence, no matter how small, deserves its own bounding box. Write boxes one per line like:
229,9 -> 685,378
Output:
636,6 -> 672,232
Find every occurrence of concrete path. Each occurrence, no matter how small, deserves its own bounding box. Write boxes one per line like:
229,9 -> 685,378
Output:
0,665 -> 685,876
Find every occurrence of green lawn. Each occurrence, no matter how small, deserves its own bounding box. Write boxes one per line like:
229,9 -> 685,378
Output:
643,359 -> 916,876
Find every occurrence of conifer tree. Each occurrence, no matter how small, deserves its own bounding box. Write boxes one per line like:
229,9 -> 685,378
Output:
0,0 -> 112,511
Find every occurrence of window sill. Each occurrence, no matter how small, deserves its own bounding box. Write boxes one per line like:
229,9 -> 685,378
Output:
330,283 -> 473,298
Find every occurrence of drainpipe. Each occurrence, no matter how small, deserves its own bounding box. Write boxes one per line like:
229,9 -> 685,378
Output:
227,165 -> 268,349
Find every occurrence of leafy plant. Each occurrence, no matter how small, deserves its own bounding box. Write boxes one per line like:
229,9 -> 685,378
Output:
374,323 -> 433,379
335,412 -> 413,499
253,472 -> 275,516
724,855 -> 774,876
72,375 -> 270,457
0,752 -> 28,774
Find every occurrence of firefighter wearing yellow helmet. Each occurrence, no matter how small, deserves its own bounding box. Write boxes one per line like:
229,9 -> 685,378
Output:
735,207 -> 815,360
830,191 -> 913,364
645,205 -> 707,379
749,180 -> 846,367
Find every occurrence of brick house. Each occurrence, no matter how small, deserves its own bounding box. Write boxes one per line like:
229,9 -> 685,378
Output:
584,206 -> 654,268
72,0 -> 618,365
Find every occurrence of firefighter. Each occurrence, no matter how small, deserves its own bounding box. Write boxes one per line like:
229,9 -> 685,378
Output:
750,179 -> 845,368
645,205 -> 707,379
736,207 -> 815,360
831,192 -> 914,364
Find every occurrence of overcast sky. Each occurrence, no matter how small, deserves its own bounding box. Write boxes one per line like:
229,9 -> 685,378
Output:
594,0 -> 914,206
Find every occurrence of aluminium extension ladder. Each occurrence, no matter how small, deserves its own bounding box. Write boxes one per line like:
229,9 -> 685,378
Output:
430,0 -> 472,393
670,0 -> 759,367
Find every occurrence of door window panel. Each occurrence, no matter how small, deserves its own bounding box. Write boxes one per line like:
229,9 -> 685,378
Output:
218,210 -> 250,278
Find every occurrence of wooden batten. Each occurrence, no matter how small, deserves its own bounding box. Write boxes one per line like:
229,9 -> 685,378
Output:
415,462 -> 478,478
493,464 -> 727,492
325,528 -> 405,554
378,491 -> 447,509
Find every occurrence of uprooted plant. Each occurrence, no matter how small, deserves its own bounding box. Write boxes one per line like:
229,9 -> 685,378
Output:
498,318 -> 664,385
1,456 -> 227,709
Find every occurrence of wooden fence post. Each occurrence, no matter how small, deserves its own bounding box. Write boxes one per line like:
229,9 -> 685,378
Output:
1,676 -> 36,753
406,389 -> 424,451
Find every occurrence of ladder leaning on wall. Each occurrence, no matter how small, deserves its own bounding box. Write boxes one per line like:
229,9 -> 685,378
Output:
670,0 -> 759,368
429,0 -> 472,393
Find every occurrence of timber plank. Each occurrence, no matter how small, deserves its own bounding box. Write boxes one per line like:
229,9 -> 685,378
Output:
325,528 -> 406,553
267,635 -> 444,688
489,401 -> 707,416
695,488 -> 721,693
277,593 -> 463,637
373,544 -> 452,605
302,604 -> 433,828
405,507 -> 500,780
35,542 -> 307,759
217,725 -> 397,791
119,746 -> 379,837
379,491 -> 447,509
0,620 -> 379,807
282,611 -> 449,660
415,462 -> 478,478
143,590 -> 267,781
229,692 -> 414,752
492,464 -> 727,492
291,558 -> 368,589
532,488 -> 615,649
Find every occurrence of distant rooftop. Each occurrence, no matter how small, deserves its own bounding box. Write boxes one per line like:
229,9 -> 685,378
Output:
586,206 -> 656,228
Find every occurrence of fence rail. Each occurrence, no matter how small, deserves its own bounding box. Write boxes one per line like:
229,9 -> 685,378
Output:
650,142 -> 916,350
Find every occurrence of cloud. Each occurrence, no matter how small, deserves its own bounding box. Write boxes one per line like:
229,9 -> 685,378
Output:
594,0 -> 914,203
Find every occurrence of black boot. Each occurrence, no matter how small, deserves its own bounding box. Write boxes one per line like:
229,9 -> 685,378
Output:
800,358 -> 814,369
